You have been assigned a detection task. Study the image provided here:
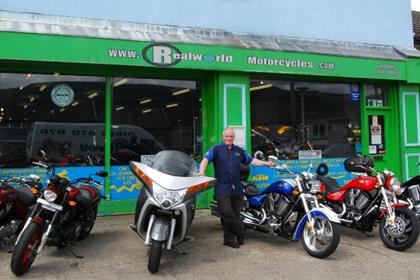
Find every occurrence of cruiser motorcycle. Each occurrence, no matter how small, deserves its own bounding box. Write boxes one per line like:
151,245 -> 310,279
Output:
210,160 -> 341,258
0,175 -> 42,249
317,155 -> 419,251
10,156 -> 107,276
129,150 -> 215,273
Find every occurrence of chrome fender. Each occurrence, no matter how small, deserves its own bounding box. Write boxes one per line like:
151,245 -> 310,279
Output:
293,208 -> 340,240
150,217 -> 170,242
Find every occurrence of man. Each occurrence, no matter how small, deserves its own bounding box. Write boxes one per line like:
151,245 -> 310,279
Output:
198,127 -> 273,248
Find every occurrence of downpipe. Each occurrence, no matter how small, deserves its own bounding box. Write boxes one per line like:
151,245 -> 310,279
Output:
166,218 -> 176,250
144,214 -> 156,246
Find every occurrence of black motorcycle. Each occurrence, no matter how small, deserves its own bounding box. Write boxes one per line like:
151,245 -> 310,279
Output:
398,162 -> 420,218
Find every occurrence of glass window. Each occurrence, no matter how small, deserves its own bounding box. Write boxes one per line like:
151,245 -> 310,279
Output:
0,73 -> 105,167
111,77 -> 201,165
365,84 -> 388,107
250,79 -> 361,159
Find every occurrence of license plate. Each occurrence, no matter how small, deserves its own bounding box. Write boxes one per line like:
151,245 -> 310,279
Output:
37,198 -> 63,212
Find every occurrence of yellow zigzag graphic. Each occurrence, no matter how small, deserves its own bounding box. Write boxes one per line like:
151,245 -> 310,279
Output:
56,170 -> 70,179
110,183 -> 142,193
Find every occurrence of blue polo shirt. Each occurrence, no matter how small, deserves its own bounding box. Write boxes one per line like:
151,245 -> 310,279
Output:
204,143 -> 253,197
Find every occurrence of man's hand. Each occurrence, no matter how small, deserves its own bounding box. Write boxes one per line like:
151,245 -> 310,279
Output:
266,161 -> 274,168
197,171 -> 205,176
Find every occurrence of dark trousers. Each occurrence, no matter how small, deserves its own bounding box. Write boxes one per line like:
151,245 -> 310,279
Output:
217,195 -> 244,241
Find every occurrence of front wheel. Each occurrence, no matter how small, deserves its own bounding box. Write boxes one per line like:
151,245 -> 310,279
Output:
148,240 -> 163,273
379,207 -> 419,251
301,216 -> 340,258
11,222 -> 43,276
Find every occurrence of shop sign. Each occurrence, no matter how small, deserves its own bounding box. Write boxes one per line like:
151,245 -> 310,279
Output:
51,84 -> 74,107
298,150 -> 322,159
142,43 -> 233,67
350,83 -> 360,101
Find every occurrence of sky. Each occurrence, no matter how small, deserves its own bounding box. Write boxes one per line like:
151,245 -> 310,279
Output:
413,0 -> 420,11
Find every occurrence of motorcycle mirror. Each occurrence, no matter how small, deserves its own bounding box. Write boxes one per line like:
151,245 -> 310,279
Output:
38,149 -> 48,160
277,164 -> 289,171
268,155 -> 278,165
96,171 -> 108,178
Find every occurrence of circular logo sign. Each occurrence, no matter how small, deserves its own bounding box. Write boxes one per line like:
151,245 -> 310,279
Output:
51,84 -> 74,107
142,43 -> 182,67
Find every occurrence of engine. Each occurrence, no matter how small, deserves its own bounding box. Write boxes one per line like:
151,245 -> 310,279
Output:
344,189 -> 374,220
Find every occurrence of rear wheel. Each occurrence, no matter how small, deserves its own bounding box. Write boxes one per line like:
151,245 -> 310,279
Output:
10,223 -> 43,276
379,207 -> 419,251
77,206 -> 98,241
301,216 -> 340,258
148,240 -> 163,273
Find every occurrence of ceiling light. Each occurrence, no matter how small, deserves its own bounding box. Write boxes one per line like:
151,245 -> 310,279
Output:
88,91 -> 98,99
0,108 -> 3,111
59,108 -> 65,112
29,96 -> 36,102
140,98 -> 152,104
71,101 -> 79,107
53,72 -> 60,77
166,103 -> 178,108
23,104 -> 28,109
113,78 -> 128,87
250,83 -> 273,92
142,109 -> 152,114
39,84 -> 47,92
260,81 -> 264,85
172,89 -> 190,96
19,85 -> 25,90
26,73 -> 32,79
199,98 -> 202,102
115,106 -> 125,111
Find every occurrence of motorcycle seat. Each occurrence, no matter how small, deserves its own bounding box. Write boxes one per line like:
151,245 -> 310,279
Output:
78,186 -> 100,208
318,176 -> 341,193
244,183 -> 260,196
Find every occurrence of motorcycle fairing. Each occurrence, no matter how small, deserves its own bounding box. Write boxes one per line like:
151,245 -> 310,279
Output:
293,207 -> 340,240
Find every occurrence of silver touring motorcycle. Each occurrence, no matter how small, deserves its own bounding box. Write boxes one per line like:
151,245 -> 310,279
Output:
129,150 -> 215,273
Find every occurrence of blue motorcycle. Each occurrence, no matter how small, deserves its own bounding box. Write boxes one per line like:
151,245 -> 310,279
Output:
210,162 -> 341,258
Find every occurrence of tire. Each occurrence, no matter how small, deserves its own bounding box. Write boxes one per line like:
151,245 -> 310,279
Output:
11,222 -> 43,276
148,240 -> 163,273
301,216 -> 340,258
379,207 -> 419,251
77,206 -> 98,241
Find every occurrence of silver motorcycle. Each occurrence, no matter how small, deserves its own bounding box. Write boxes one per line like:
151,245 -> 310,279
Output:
129,150 -> 215,273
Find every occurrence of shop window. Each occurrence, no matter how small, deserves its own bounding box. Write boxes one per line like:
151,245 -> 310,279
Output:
0,73 -> 105,167
365,84 -> 388,107
250,79 -> 361,159
111,78 -> 201,165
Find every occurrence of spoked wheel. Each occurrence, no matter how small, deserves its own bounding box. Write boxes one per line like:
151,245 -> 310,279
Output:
11,223 -> 43,276
379,207 -> 419,251
148,240 -> 164,273
301,216 -> 340,258
77,206 -> 98,241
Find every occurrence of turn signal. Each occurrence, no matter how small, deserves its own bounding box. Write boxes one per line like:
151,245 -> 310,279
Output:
292,189 -> 300,196
68,201 -> 77,206
187,181 -> 212,196
31,188 -> 38,194
132,165 -> 153,188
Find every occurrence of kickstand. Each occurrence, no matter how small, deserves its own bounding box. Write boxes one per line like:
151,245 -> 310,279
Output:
172,245 -> 187,255
68,245 -> 84,259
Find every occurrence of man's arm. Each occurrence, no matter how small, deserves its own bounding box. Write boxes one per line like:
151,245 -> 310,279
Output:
251,158 -> 273,167
198,158 -> 209,176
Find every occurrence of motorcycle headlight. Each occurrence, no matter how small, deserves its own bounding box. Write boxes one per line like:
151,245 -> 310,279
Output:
390,178 -> 402,195
152,183 -> 187,209
43,189 -> 58,203
308,180 -> 321,194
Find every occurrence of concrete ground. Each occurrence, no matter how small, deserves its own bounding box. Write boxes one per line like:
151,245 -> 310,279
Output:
1,210 -> 420,280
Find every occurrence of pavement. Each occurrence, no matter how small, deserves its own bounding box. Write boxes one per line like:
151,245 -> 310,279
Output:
1,210 -> 420,280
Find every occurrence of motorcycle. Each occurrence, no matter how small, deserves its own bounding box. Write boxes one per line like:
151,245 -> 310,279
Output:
0,175 -> 42,249
10,155 -> 107,276
398,162 -> 420,218
317,155 -> 419,251
129,150 -> 215,273
210,159 -> 341,258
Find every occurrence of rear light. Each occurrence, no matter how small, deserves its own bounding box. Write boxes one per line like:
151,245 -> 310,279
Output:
187,181 -> 213,196
67,187 -> 80,200
68,201 -> 77,206
131,165 -> 153,188
320,184 -> 326,192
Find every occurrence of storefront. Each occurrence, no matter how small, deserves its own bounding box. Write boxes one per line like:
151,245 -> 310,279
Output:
0,13 -> 419,214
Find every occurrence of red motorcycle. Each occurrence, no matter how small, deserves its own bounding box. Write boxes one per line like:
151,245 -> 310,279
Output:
0,176 -> 42,249
10,157 -> 107,276
316,155 -> 419,251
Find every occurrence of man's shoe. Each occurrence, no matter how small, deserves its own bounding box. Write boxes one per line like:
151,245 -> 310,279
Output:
237,234 -> 244,245
223,239 -> 240,249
